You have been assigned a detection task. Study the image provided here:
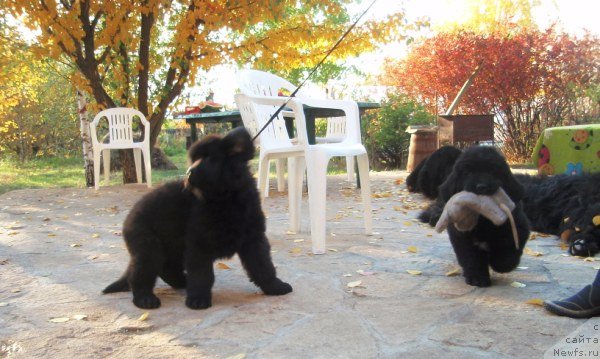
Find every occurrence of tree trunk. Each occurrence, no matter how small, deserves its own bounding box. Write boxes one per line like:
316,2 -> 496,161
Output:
77,90 -> 95,187
119,150 -> 138,184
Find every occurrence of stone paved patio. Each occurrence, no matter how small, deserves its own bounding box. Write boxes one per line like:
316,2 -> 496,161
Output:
0,171 -> 598,358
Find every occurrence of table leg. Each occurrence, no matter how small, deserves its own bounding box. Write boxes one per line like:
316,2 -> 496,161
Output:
190,123 -> 198,143
305,114 -> 316,145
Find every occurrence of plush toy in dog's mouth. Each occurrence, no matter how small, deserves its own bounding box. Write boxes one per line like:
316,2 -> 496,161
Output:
435,188 -> 520,250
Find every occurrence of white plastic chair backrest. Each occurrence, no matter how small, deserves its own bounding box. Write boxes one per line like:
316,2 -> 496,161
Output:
235,94 -> 295,150
325,117 -> 347,139
237,69 -> 360,145
237,69 -> 311,98
90,108 -> 149,148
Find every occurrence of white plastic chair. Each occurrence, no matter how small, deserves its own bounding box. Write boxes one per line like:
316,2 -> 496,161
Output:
235,92 -> 372,254
235,93 -> 305,233
89,107 -> 152,190
237,69 -> 354,194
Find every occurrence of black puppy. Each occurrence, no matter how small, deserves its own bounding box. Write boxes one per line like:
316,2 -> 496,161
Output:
420,146 -> 530,287
103,128 -> 292,309
406,146 -> 462,199
517,173 -> 600,256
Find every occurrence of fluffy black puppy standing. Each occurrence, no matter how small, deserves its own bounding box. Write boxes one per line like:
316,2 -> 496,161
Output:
516,173 -> 600,256
103,128 -> 292,309
406,146 -> 462,199
419,146 -> 530,287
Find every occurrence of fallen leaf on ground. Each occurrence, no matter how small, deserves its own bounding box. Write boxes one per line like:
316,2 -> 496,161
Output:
92,233 -> 100,238
328,248 -> 338,252
216,262 -> 231,270
138,312 -> 149,321
343,273 -> 352,277
356,269 -> 376,276
347,280 -> 362,288
583,257 -> 595,262
510,281 -> 526,288
73,314 -> 88,321
226,354 -> 246,359
445,268 -> 461,276
293,239 -> 305,243
288,248 -> 302,254
407,246 -> 418,253
407,270 -> 422,275
70,243 -> 81,248
525,298 -> 544,306
593,215 -> 600,226
47,233 -> 56,237
524,247 -> 543,257
49,317 -> 70,323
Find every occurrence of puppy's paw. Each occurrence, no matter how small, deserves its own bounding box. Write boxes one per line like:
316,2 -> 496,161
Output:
133,294 -> 161,309
464,274 -> 491,287
186,295 -> 212,310
261,278 -> 293,296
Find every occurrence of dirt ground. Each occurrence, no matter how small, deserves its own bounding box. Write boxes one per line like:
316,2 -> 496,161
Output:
1,172 -> 598,358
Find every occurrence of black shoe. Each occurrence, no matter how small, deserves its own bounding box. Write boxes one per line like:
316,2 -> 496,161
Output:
544,285 -> 600,318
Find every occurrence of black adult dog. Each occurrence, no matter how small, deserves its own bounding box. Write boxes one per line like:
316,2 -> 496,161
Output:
419,146 -> 530,287
103,128 -> 292,309
516,173 -> 600,256
406,146 -> 462,199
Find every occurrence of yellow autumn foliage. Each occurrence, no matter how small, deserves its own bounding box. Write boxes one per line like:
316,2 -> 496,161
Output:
6,0 -> 418,153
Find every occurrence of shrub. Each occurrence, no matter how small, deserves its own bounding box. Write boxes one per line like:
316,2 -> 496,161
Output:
362,93 -> 434,170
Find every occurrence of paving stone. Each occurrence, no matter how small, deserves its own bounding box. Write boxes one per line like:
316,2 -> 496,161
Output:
0,172 -> 596,358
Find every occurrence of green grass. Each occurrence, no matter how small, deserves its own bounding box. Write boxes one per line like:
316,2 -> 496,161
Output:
0,151 -> 190,195
0,140 -> 354,195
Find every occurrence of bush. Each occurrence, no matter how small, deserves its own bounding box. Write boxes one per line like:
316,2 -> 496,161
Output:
362,93 -> 434,170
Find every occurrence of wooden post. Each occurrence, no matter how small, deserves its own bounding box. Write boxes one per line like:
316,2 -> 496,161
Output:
77,90 -> 95,188
445,64 -> 483,116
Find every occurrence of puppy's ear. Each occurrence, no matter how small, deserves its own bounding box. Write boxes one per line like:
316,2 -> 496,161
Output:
438,171 -> 460,202
222,127 -> 255,161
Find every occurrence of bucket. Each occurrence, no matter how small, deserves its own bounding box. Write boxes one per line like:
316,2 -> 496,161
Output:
406,127 -> 438,172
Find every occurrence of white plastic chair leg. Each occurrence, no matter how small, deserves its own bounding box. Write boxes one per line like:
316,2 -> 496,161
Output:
133,148 -> 142,184
93,147 -> 102,190
102,149 -> 111,186
287,157 -> 305,233
345,156 -> 355,182
356,153 -> 372,234
258,155 -> 270,200
306,149 -> 330,254
143,147 -> 152,188
276,158 -> 286,192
